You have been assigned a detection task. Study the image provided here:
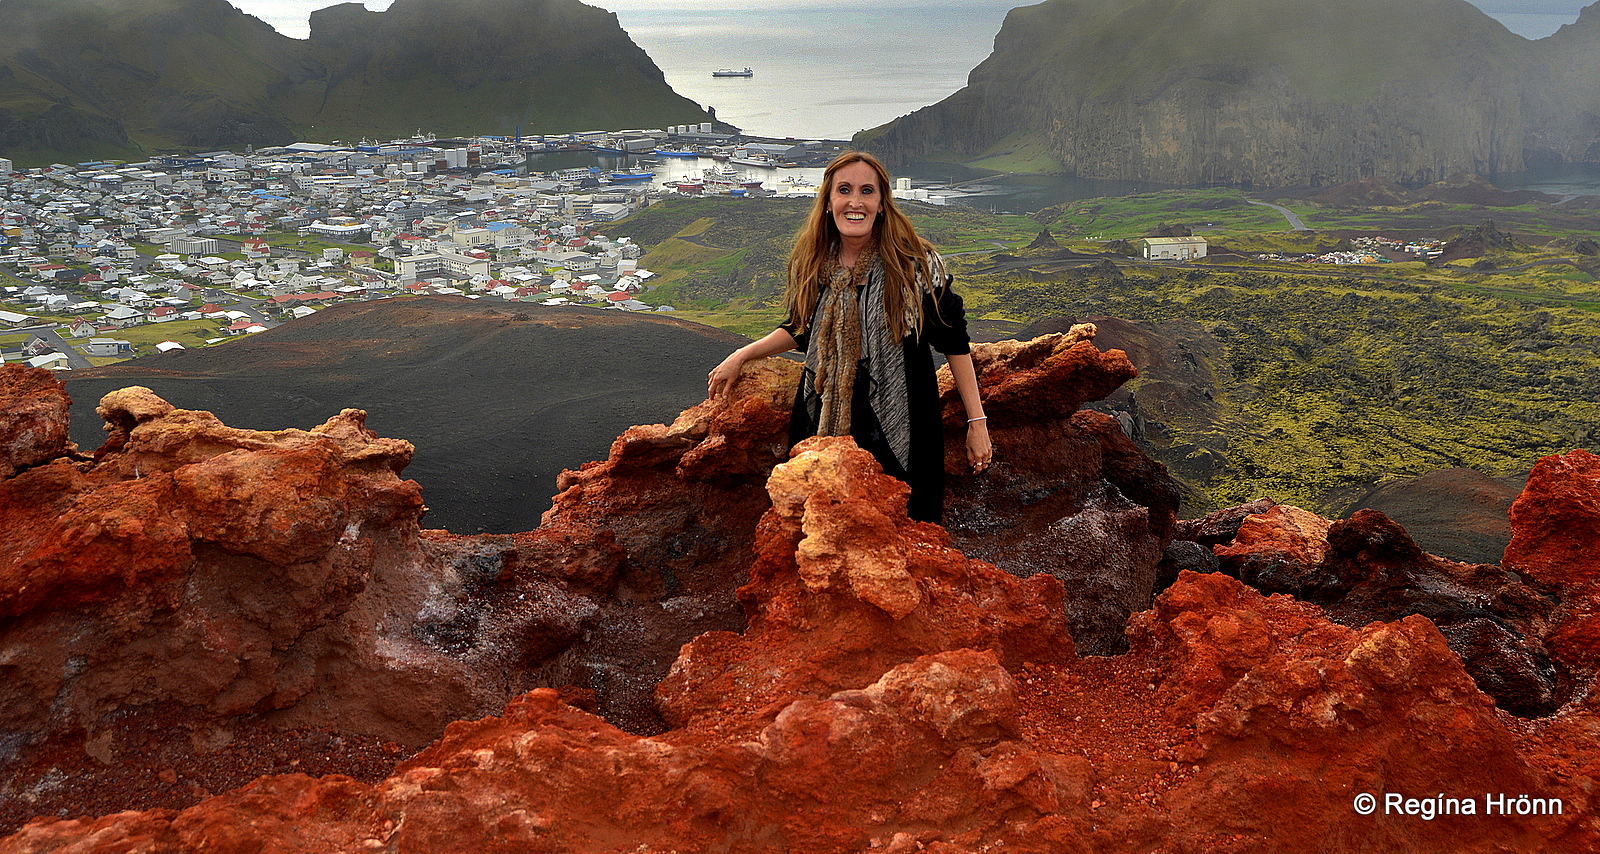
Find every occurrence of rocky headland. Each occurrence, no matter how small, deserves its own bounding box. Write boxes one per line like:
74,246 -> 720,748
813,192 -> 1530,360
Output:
861,0 -> 1600,186
2,322 -> 1598,850
0,0 -> 711,162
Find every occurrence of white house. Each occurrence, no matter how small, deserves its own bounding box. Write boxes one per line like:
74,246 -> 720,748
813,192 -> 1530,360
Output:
27,353 -> 70,370
1142,236 -> 1208,261
84,338 -> 134,357
102,305 -> 145,327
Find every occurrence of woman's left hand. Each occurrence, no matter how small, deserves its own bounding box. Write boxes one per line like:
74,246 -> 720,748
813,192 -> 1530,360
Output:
967,419 -> 993,473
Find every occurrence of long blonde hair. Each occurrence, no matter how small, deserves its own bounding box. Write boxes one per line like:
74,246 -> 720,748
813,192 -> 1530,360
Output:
785,151 -> 935,340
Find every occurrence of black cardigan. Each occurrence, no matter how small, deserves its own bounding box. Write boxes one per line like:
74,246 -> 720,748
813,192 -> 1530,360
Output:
779,283 -> 971,523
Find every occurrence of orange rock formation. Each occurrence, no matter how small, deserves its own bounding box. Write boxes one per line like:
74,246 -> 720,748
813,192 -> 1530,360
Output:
1,332 -> 1596,851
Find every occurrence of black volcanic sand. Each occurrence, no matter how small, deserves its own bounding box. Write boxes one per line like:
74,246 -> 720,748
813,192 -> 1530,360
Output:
65,297 -> 748,535
1344,468 -> 1528,566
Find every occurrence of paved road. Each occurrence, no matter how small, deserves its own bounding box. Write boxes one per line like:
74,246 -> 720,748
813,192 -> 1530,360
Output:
1243,198 -> 1311,232
12,323 -> 93,370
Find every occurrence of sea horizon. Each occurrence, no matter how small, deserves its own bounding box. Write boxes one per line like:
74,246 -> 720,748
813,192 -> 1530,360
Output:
231,2 -> 1589,144
608,2 -> 1019,142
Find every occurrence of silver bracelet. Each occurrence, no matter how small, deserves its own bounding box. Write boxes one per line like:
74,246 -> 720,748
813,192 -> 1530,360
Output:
967,416 -> 987,423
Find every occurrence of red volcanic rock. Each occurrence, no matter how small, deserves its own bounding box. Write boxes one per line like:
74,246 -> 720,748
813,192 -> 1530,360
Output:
940,326 -> 1182,655
1,381 -> 568,830
0,383 -> 460,742
0,365 -> 75,479
480,357 -> 802,732
1207,503 -> 1559,716
1172,497 -> 1277,546
10,542 -> 1596,852
1126,572 -> 1582,852
656,437 -> 1077,732
0,438 -> 1090,854
1211,503 -> 1333,590
3,652 -> 1077,854
1503,449 -> 1600,687
16,339 -> 1600,851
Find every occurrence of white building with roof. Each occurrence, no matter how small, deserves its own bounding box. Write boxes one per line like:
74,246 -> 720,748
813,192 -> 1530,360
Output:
1141,236 -> 1208,261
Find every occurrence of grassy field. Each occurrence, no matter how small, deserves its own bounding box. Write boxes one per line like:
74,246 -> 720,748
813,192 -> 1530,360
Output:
100,319 -> 230,354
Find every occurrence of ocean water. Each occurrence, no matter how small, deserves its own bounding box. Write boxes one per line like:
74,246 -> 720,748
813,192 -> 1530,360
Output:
1484,11 -> 1584,39
552,2 -> 1599,211
608,2 -> 1019,141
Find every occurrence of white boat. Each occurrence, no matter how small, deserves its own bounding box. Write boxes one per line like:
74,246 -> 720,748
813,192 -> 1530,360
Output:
702,165 -> 762,194
712,67 -> 754,78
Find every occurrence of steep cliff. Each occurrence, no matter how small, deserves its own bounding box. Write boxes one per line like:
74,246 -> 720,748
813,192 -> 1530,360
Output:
862,0 -> 1600,186
291,0 -> 712,142
0,0 -> 712,163
0,0 -> 305,162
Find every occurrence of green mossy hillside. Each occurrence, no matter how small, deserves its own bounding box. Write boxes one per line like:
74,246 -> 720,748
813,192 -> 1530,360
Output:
971,264 -> 1600,513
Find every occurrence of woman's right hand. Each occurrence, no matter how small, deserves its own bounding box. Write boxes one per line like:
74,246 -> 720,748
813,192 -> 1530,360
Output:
707,328 -> 799,401
708,351 -> 746,400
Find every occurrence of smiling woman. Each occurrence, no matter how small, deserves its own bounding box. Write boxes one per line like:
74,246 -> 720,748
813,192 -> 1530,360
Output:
707,151 -> 991,523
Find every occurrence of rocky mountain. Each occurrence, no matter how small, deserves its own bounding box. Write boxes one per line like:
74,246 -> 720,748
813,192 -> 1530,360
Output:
861,0 -> 1600,186
4,322 -> 1600,849
0,0 -> 712,164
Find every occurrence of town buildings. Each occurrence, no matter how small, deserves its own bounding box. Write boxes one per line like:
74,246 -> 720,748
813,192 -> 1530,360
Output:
0,133 -> 673,367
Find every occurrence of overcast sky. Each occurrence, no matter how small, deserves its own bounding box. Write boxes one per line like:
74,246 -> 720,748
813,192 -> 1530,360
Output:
232,0 -> 1593,40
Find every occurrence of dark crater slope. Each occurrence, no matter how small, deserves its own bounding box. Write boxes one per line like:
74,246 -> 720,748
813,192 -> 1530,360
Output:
65,297 -> 744,534
1345,468 -> 1527,566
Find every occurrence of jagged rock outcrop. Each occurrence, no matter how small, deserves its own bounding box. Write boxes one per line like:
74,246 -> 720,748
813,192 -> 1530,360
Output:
0,364 -> 74,479
656,436 -> 1078,732
0,379 -> 460,743
1199,503 -> 1560,715
8,344 -> 1600,850
862,0 -> 1600,186
6,437 -> 1600,852
942,326 -> 1180,655
1502,450 -> 1600,694
0,0 -> 713,163
0,326 -> 1179,830
446,357 -> 803,733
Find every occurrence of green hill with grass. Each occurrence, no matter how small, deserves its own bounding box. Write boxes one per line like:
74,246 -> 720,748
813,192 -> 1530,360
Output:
860,0 -> 1600,186
0,0 -> 713,165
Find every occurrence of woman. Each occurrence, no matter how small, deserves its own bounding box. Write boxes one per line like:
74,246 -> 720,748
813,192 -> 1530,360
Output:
708,151 -> 991,523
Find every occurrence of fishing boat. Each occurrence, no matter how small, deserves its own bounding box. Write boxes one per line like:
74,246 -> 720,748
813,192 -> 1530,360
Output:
711,67 -> 754,78
702,165 -> 762,194
607,171 -> 655,183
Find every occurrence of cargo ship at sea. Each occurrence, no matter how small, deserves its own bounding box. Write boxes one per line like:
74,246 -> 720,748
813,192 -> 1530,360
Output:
711,67 -> 754,78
